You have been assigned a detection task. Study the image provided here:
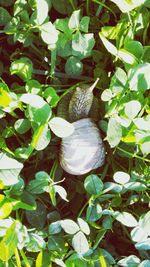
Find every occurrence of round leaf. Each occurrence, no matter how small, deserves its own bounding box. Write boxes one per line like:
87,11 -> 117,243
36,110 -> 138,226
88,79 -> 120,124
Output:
14,119 -> 31,134
60,219 -> 79,235
40,22 -> 59,45
86,202 -> 102,222
49,117 -> 74,138
101,89 -> 113,102
84,175 -> 103,195
65,56 -> 83,76
113,171 -> 130,185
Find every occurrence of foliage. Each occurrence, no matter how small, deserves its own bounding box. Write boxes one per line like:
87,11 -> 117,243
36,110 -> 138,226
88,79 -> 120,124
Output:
0,0 -> 150,266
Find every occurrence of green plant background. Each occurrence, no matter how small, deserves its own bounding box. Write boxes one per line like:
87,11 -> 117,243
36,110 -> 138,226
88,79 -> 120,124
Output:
0,0 -> 150,266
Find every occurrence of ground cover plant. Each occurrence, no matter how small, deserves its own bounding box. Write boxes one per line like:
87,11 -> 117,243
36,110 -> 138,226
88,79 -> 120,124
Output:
0,0 -> 150,266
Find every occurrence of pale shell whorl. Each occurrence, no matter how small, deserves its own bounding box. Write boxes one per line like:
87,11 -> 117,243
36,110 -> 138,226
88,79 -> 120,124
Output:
60,118 -> 105,175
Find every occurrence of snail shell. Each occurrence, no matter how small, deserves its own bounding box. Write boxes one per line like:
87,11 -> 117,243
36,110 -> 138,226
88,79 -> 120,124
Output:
59,118 -> 105,175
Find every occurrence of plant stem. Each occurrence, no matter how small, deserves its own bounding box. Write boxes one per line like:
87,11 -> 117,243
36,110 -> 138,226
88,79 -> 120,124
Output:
92,0 -> 117,20
20,250 -> 31,267
95,0 -> 105,16
117,146 -> 150,163
69,0 -> 76,10
15,248 -> 22,267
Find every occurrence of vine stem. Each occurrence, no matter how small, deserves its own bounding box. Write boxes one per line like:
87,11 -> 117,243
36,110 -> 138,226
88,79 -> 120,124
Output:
20,250 -> 31,267
117,146 -> 150,163
15,248 -> 22,267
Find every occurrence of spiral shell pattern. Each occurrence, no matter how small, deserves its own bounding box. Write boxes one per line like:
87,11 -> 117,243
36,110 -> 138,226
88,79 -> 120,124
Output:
60,118 -> 105,175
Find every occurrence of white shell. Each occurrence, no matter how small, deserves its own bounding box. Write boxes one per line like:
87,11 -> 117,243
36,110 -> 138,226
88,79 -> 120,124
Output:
60,118 -> 105,175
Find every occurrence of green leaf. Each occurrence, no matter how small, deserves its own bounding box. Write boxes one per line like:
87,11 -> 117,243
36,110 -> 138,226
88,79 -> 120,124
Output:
10,57 -> 33,81
128,63 -> 150,91
60,219 -> 79,234
0,83 -> 12,108
25,79 -> 41,94
43,87 -> 60,107
49,117 -> 74,138
80,16 -> 90,33
0,153 -> 23,186
72,31 -> 95,59
125,100 -> 141,119
48,221 -> 62,235
52,0 -> 76,15
26,202 -> 47,229
0,222 -> 18,261
49,185 -> 56,207
14,118 -> 31,134
6,177 -> 25,197
20,94 -> 52,124
0,7 -> 11,26
113,171 -> 130,185
33,124 -> 51,151
114,211 -> 138,227
27,177 -> 49,194
0,195 -> 12,219
40,22 -> 59,45
68,9 -> 80,29
124,41 -> 143,59
48,235 -> 65,253
72,231 -> 89,255
14,0 -> 27,16
107,117 -> 122,147
26,233 -> 46,252
84,175 -> 103,195
110,0 -> 144,13
65,56 -> 83,76
86,202 -> 102,222
104,182 -> 123,193
77,218 -> 90,235
124,182 -> 147,192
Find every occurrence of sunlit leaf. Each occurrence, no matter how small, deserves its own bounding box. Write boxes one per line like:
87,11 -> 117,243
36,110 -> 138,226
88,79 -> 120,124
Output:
40,22 -> 59,45
99,33 -> 117,56
0,153 -> 23,186
68,9 -> 80,29
113,171 -> 130,185
10,57 -> 33,81
110,0 -> 144,13
49,117 -> 74,138
107,117 -> 122,147
60,219 -> 79,234
72,231 -> 89,255
125,100 -> 141,119
77,218 -> 90,235
114,211 -> 138,227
